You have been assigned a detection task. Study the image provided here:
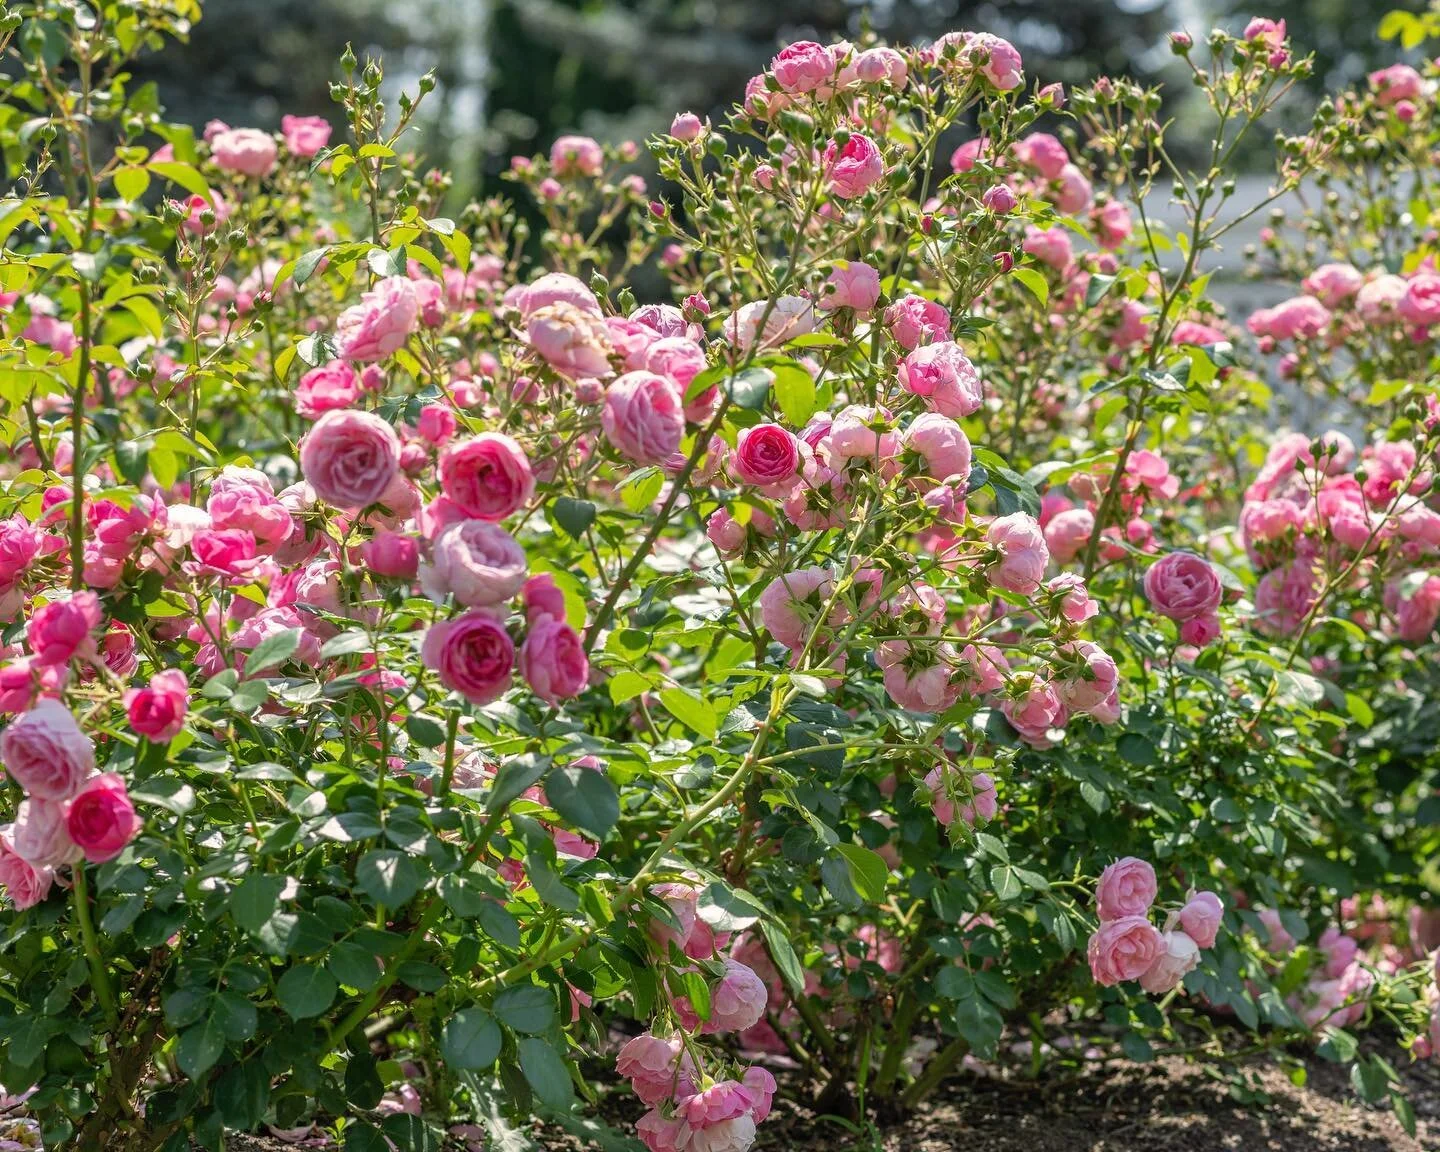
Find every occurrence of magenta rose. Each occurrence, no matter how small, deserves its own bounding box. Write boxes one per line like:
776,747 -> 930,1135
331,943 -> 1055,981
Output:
300,408 -> 401,510
1,699 -> 95,800
823,133 -> 884,199
281,114 -> 331,158
1143,551 -> 1223,622
27,591 -> 102,667
519,614 -> 589,705
124,669 -> 189,742
602,372 -> 686,464
985,512 -> 1049,596
420,520 -> 528,608
210,127 -> 276,177
732,424 -> 801,493
1087,916 -> 1164,986
438,433 -> 536,522
421,610 -> 515,704
335,276 -> 419,362
1179,891 -> 1224,948
1095,856 -> 1157,921
64,773 -> 140,864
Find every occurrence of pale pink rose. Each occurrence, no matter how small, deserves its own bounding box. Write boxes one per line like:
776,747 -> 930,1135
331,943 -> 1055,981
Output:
1356,273 -> 1408,322
1,698 -> 94,800
420,611 -> 514,704
884,294 -> 949,349
1022,225 -> 1072,269
724,296 -> 815,351
1014,132 -> 1069,178
758,567 -> 833,649
741,1066 -> 777,1123
986,512 -> 1049,596
0,826 -> 53,908
1055,640 -> 1118,714
902,411 -> 971,484
877,641 -> 961,712
335,276 -> 419,362
519,614 -> 588,705
0,657 -> 62,716
1047,573 -> 1098,623
64,772 -> 140,864
1001,676 -> 1066,745
1088,916 -> 1164,986
1138,930 -> 1200,994
1303,262 -> 1363,306
636,1109 -> 684,1152
899,341 -> 984,418
210,127 -> 276,177
550,134 -> 603,178
1170,320 -> 1226,346
294,360 -> 360,419
438,433 -> 535,523
1044,507 -> 1094,564
124,669 -> 189,742
420,520 -> 527,607
1095,856 -> 1157,921
958,31 -> 1023,90
981,184 -> 1017,213
819,261 -> 881,311
702,958 -> 769,1034
27,591 -> 102,667
1055,164 -> 1092,214
1109,298 -> 1150,348
707,509 -> 746,556
1143,552 -> 1222,622
12,798 -> 80,868
925,765 -> 997,827
949,136 -> 990,173
677,1080 -> 753,1129
527,302 -> 613,378
602,372 -> 685,464
1266,295 -> 1330,340
670,112 -> 704,141
281,114 -> 331,157
732,423 -> 801,491
1179,891 -> 1224,949
681,1115 -> 757,1152
616,1032 -> 695,1105
208,466 -> 293,551
300,408 -> 401,509
520,272 -> 602,320
644,336 -> 708,397
1318,925 -> 1359,979
770,40 -> 837,92
1370,63 -> 1424,106
824,133 -> 884,199
1254,561 -> 1320,637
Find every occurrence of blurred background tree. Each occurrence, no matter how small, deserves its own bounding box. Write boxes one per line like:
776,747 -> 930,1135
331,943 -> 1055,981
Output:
136,0 -> 1418,197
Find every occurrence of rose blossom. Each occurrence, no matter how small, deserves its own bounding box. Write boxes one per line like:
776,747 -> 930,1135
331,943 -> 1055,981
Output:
335,276 -> 419,362
925,766 -> 997,827
884,294 -> 949,349
420,520 -> 527,608
1179,890 -> 1224,948
771,40 -> 836,93
1,699 -> 94,800
602,372 -> 685,464
898,341 -> 984,418
1055,640 -> 1119,714
0,827 -> 52,908
207,466 -> 293,551
519,614 -> 589,705
1088,916 -> 1164,986
28,591 -> 102,667
439,433 -> 535,522
1143,552 -> 1222,622
701,958 -> 768,1034
732,424 -> 801,492
300,408 -> 401,509
616,1032 -> 695,1105
294,361 -> 360,418
550,135 -> 603,177
64,773 -> 140,864
986,513 -> 1049,596
527,302 -> 613,378
124,669 -> 189,742
281,114 -> 331,157
902,412 -> 972,484
421,611 -> 515,704
1095,856 -> 1157,921
1138,930 -> 1201,994
724,296 -> 815,351
210,127 -> 276,177
758,567 -> 833,650
12,799 -> 79,868
819,260 -> 881,312
824,133 -> 884,199
1400,273 -> 1440,327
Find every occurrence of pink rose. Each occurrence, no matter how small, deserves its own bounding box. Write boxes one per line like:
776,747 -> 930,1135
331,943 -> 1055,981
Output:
362,531 -> 420,579
1178,612 -> 1221,647
124,669 -> 189,742
420,520 -> 527,608
824,133 -> 884,199
1013,132 -> 1068,179
1370,63 -> 1424,106
986,512 -> 1049,596
28,591 -> 102,667
636,1111 -> 684,1152
12,798 -> 79,868
550,135 -> 603,178
1303,262 -> 1363,306
877,641 -> 961,712
1044,508 -> 1094,564
527,302 -> 613,378
602,372 -> 685,464
644,336 -> 707,395
1087,916 -> 1164,986
724,296 -> 815,351
207,466 -> 293,551
1095,856 -> 1157,921
281,114 -> 331,157
0,657 -> 62,716
1047,573 -> 1098,623
758,567 -> 833,650
210,127 -> 276,177
732,424 -> 802,492
1055,640 -> 1119,714
819,261 -> 881,312
707,509 -> 746,556
1138,930 -> 1200,994
335,276 -> 419,362
521,573 -> 567,623
64,772 -> 140,864
1255,561 -> 1320,637
1401,273 -> 1440,327
898,341 -> 984,418
1143,552 -> 1222,622
960,31 -> 1023,90
616,1032 -> 696,1105
519,615 -> 588,705
1179,890 -> 1224,949
770,40 -> 837,93
1022,225 -> 1072,269
884,294 -> 950,350
925,765 -> 997,827
0,827 -> 53,908
701,958 -> 769,1034
1094,200 -> 1132,248
294,360 -> 360,418
520,272 -> 602,320
1000,676 -> 1066,745
438,433 -> 535,522
300,408 -> 402,509
1,699 -> 95,800
188,529 -> 271,581
902,411 -> 971,484
421,611 -> 514,704
950,136 -> 990,173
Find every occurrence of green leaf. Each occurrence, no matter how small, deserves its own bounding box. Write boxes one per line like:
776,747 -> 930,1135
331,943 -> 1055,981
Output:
990,865 -> 1022,901
545,766 -> 619,840
618,468 -> 663,512
356,849 -> 423,908
551,497 -> 597,538
329,941 -> 384,991
345,1123 -> 390,1152
149,160 -> 212,199
758,919 -> 806,996
493,985 -> 555,1034
725,367 -> 775,409
242,628 -> 302,676
772,363 -> 817,425
114,166 -> 150,201
514,1039 -> 572,1112
835,843 -> 888,903
488,755 -> 548,814
1012,266 -> 1049,307
230,875 -> 286,934
1121,1032 -> 1154,1063
657,687 -> 717,739
177,1017 -> 225,1079
275,964 -> 336,1020
292,247 -> 329,287
440,1008 -> 502,1070
1116,732 -> 1157,766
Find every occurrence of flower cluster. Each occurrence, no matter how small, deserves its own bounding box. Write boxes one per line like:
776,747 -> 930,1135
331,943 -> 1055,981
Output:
1087,858 -> 1222,995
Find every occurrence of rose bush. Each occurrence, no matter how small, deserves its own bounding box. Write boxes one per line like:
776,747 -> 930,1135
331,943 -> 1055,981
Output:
0,2 -> 1436,1150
